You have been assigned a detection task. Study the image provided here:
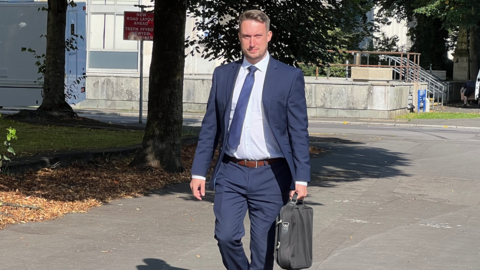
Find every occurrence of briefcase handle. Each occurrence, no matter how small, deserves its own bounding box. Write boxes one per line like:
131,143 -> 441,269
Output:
290,193 -> 304,205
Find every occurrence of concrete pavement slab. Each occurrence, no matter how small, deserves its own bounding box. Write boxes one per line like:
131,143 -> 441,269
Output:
1,119 -> 480,269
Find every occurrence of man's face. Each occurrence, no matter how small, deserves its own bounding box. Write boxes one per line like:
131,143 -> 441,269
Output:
238,20 -> 272,64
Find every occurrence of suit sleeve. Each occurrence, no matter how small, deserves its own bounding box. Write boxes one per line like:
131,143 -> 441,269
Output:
191,68 -> 222,178
286,69 -> 311,183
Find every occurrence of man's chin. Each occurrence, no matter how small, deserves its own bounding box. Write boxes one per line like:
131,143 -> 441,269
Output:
245,52 -> 265,63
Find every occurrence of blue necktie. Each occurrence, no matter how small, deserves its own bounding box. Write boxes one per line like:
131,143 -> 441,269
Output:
228,65 -> 258,150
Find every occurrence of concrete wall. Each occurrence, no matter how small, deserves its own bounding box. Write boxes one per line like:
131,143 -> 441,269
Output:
304,78 -> 417,118
78,75 -> 421,119
79,74 -> 149,110
430,70 -> 447,81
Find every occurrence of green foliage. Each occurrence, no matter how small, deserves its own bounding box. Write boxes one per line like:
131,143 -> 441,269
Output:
0,118 -> 143,157
0,126 -> 17,170
187,0 -> 377,66
298,64 -> 317,77
359,33 -> 401,66
409,15 -> 451,70
21,47 -> 45,84
373,32 -> 401,52
397,111 -> 480,120
414,0 -> 480,29
299,60 -> 348,78
328,65 -> 347,77
376,0 -> 453,71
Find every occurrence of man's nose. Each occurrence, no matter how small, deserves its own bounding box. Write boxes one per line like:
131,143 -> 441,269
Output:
249,38 -> 255,47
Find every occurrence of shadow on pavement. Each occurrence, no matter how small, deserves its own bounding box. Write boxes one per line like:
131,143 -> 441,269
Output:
147,182 -> 216,203
0,134 -> 409,207
136,258 -> 190,270
308,136 -> 411,188
147,135 -> 411,203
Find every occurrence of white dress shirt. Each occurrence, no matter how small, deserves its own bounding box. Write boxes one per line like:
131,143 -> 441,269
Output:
193,53 -> 307,186
225,54 -> 283,160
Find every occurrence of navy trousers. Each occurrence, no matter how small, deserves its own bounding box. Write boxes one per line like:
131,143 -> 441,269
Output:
213,158 -> 291,270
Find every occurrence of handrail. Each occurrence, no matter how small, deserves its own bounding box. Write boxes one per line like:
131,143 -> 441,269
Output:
327,50 -> 421,55
386,56 -> 446,109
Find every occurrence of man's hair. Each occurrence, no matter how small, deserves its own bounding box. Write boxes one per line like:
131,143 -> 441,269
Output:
238,10 -> 270,32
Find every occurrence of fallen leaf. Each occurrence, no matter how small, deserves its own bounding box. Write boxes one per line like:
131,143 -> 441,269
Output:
0,145 -> 199,230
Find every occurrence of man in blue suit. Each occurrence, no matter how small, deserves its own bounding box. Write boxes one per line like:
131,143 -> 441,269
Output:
190,10 -> 310,270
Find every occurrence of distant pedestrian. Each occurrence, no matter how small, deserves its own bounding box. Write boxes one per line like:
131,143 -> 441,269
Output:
460,79 -> 479,108
190,10 -> 310,270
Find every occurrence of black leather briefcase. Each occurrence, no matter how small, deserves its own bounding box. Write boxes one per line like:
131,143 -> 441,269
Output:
275,194 -> 313,270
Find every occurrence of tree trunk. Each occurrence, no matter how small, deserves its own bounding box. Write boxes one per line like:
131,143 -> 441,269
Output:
38,0 -> 72,112
130,0 -> 186,172
411,16 -> 449,71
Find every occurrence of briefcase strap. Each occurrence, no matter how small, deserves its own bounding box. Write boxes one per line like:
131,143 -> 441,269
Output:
291,193 -> 298,203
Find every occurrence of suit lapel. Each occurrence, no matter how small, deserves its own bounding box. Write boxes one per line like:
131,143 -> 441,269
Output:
262,57 -> 279,121
224,60 -> 242,136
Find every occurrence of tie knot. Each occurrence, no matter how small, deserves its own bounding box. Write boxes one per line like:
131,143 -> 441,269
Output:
248,65 -> 258,74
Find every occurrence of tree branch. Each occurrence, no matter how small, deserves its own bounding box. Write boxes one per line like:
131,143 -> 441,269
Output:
0,201 -> 42,210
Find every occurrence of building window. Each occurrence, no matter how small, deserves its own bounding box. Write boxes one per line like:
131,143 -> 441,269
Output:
91,0 -> 139,5
87,0 -> 140,71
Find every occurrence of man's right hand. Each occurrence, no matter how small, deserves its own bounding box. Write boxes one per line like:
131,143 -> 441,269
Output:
190,178 -> 206,200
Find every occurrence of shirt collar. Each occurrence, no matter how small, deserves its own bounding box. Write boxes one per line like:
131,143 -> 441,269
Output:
242,52 -> 270,73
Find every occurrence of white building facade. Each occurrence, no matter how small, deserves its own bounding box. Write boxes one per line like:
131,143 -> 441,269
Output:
2,0 -> 415,110
78,0 -> 223,110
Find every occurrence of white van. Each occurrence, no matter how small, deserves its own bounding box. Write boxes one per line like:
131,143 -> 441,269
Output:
0,0 -> 86,107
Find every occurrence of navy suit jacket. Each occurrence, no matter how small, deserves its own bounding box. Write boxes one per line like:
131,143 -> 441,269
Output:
191,57 -> 310,190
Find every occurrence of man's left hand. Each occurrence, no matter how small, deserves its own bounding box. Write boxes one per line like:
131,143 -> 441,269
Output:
290,184 -> 308,201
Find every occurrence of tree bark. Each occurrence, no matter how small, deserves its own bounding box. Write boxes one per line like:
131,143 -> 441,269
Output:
130,0 -> 186,172
38,0 -> 72,112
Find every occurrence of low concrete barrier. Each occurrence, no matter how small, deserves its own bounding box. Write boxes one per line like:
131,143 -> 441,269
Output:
79,75 -> 426,119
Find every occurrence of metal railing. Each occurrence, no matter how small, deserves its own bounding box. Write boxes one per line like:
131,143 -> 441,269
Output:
386,56 -> 448,109
319,50 -> 422,82
315,50 -> 448,110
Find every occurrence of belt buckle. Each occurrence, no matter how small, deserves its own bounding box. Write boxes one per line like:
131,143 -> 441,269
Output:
243,160 -> 258,168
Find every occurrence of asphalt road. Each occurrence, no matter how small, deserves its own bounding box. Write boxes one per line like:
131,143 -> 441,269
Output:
1,110 -> 480,269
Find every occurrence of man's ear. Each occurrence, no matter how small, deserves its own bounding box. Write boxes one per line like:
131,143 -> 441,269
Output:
267,31 -> 272,42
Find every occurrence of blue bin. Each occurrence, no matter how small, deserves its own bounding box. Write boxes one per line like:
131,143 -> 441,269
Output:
418,90 -> 427,113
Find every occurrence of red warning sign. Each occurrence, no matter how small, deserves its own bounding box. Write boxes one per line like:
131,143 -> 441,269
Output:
124,11 -> 154,41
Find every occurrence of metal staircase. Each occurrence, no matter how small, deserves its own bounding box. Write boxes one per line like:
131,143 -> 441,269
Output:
386,56 -> 449,109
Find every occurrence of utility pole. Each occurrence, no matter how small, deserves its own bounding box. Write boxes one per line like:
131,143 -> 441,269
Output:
134,4 -> 153,123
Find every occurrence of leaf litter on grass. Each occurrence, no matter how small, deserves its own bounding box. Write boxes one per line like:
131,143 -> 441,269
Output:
0,144 -> 325,229
0,145 -> 198,229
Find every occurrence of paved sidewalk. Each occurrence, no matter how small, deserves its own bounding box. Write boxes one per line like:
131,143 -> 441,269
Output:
1,107 -> 480,269
3,106 -> 480,130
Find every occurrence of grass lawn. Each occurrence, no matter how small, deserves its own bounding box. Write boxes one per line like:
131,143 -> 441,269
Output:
398,112 -> 480,120
0,118 -> 144,156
